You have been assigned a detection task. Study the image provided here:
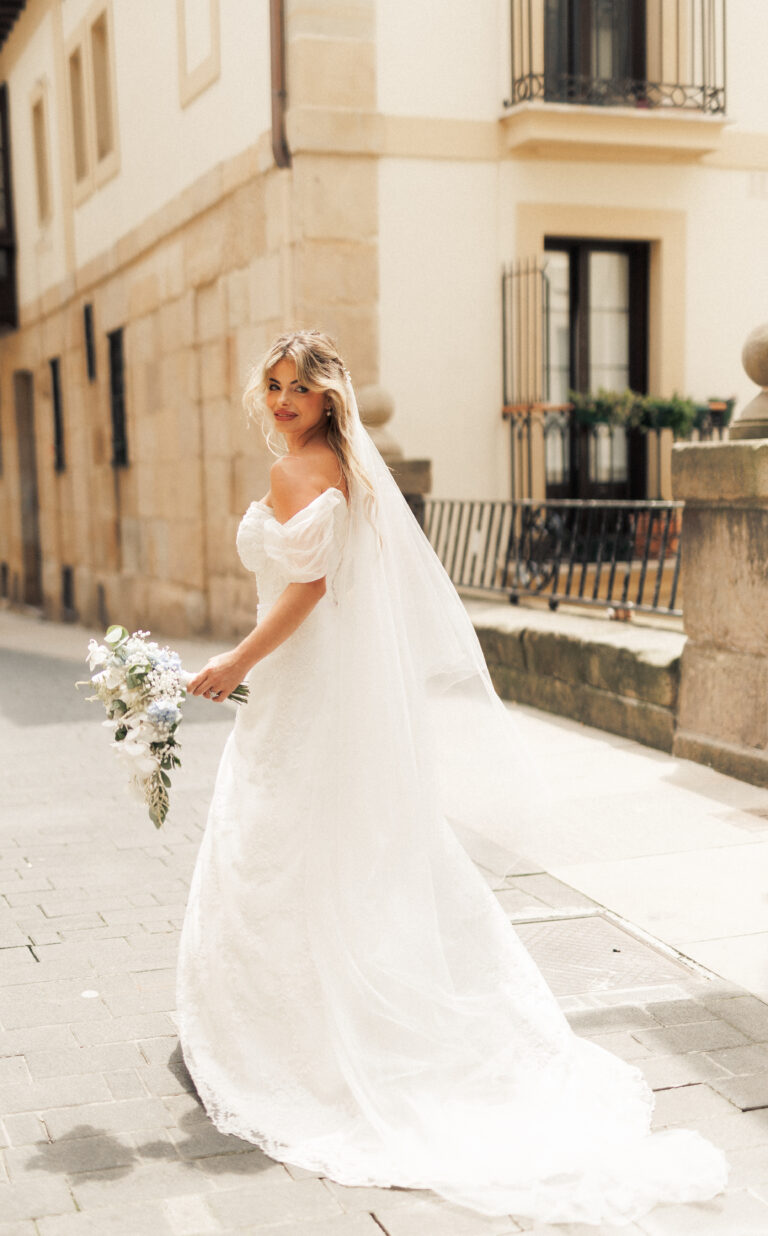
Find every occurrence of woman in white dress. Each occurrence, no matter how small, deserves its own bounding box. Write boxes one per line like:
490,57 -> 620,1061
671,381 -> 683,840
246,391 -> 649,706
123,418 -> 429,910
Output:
179,330 -> 728,1227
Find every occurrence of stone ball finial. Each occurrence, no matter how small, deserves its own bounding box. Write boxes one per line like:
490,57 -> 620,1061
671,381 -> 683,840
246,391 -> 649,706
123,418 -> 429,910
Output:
742,323 -> 768,387
356,384 -> 403,461
730,323 -> 768,440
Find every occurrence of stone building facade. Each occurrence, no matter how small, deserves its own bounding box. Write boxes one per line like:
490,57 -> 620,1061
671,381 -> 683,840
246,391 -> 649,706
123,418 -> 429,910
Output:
2,0 -> 768,638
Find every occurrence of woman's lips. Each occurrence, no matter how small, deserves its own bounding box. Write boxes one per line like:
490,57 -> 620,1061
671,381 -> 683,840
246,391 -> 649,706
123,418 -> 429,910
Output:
274,412 -> 297,419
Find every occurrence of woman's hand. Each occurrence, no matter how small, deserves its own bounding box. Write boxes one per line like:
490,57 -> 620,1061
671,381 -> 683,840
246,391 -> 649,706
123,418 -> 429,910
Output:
187,650 -> 249,704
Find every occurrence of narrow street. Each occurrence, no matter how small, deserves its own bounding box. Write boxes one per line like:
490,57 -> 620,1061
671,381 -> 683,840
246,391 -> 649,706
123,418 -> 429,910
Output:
2,610 -> 768,1235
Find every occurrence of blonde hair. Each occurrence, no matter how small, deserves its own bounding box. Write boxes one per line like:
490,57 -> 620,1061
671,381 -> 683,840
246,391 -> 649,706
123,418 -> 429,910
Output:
243,330 -> 377,520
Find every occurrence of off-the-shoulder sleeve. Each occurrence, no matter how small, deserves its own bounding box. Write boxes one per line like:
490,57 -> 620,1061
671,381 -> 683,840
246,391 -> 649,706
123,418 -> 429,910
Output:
263,489 -> 345,582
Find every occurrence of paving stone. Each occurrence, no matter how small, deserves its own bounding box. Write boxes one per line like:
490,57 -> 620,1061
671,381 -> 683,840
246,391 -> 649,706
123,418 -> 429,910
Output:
718,1144 -> 768,1191
694,1107 -> 768,1151
650,1082 -> 739,1128
0,1074 -> 111,1114
0,1222 -> 40,1236
36,1200 -> 176,1235
168,1121 -> 254,1160
42,1096 -> 176,1140
0,1057 -> 29,1085
367,1197 -> 519,1235
567,1005 -> 660,1034
193,1148 -> 288,1183
635,1187 -> 768,1234
644,999 -> 718,1026
581,1031 -> 654,1062
0,1176 -> 78,1220
706,1042 -> 768,1075
708,1071 -> 768,1111
507,873 -> 597,911
703,995 -> 768,1043
161,1093 -> 209,1125
636,1052 -> 730,1091
104,1069 -> 147,1100
68,1161 -> 216,1209
205,1176 -> 343,1227
72,1012 -> 176,1045
0,1024 -> 79,1056
161,1193 -> 222,1234
23,1042 -> 144,1079
138,1035 -> 181,1065
238,1217 -> 387,1236
632,1020 -> 749,1055
320,1179 -> 436,1214
139,1064 -> 195,1097
4,1134 -> 136,1178
0,991 -> 111,1030
1,1113 -> 49,1146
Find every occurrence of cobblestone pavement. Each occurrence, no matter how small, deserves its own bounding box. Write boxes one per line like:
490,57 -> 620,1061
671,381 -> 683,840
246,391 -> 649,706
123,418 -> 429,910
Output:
3,611 -> 768,1235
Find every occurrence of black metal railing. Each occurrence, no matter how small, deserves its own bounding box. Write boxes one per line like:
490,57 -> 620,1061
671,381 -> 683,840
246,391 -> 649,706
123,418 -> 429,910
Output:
425,497 -> 683,616
506,0 -> 726,115
504,401 -> 732,502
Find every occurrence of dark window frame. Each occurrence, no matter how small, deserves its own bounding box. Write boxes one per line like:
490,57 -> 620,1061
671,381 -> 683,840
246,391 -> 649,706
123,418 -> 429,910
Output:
50,356 -> 65,471
544,0 -> 647,106
544,236 -> 650,500
107,327 -> 128,467
83,303 -> 96,381
0,81 -> 18,331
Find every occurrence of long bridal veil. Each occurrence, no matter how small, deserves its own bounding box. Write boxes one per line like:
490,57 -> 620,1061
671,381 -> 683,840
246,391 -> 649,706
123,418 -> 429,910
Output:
294,376 -> 728,1224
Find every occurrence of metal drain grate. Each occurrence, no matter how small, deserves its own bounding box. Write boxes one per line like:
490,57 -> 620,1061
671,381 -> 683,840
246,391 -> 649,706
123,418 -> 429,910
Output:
515,913 -> 702,998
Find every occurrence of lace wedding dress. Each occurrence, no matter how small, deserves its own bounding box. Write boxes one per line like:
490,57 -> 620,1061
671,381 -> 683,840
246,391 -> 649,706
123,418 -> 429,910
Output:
177,417 -> 728,1227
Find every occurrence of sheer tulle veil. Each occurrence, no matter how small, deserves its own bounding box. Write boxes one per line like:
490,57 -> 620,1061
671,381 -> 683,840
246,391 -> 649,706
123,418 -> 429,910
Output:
335,371 -> 546,866
294,373 -> 728,1220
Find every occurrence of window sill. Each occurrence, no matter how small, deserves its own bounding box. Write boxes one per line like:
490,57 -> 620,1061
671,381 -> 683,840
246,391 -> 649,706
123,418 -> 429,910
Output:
501,102 -> 729,163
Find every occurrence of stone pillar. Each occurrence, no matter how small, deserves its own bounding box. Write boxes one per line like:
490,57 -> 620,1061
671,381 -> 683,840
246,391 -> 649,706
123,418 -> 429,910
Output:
672,324 -> 768,785
357,384 -> 432,523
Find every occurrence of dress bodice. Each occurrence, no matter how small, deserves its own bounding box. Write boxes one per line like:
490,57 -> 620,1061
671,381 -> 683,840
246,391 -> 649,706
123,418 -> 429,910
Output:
236,486 -> 349,607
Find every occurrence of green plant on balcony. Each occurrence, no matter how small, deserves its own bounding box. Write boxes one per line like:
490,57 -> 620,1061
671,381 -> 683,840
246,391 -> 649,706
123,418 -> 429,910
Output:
568,389 -> 700,437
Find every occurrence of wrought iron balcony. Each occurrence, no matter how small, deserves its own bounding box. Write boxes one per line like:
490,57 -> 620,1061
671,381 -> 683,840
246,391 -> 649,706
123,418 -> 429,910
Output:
506,0 -> 726,115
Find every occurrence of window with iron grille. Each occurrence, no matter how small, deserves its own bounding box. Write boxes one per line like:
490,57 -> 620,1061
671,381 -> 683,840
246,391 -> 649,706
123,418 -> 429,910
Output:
83,303 -> 96,380
108,327 -> 128,466
508,0 -> 726,114
50,356 -> 65,471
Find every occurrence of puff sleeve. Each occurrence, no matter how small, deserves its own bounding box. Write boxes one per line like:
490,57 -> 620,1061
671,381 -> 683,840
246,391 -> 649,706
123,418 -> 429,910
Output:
263,488 -> 345,583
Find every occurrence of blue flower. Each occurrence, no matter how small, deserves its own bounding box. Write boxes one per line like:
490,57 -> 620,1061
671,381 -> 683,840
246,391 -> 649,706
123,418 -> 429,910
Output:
147,699 -> 182,727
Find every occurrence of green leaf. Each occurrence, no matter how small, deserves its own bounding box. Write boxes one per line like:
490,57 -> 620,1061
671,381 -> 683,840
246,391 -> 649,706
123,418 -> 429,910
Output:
105,625 -> 129,647
160,771 -> 172,788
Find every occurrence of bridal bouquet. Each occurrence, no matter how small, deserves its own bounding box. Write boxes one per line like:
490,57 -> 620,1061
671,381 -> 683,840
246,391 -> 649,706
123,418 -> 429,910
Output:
79,624 -> 248,827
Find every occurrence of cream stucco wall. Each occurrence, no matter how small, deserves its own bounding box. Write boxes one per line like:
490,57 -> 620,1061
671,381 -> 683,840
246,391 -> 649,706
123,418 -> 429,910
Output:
4,0 -> 271,304
378,157 -> 508,500
2,5 -> 69,307
71,0 -> 270,271
376,0 -> 507,122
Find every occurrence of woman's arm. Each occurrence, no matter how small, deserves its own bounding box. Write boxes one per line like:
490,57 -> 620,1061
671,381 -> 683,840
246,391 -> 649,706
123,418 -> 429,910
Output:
187,459 -> 329,702
186,577 -> 326,701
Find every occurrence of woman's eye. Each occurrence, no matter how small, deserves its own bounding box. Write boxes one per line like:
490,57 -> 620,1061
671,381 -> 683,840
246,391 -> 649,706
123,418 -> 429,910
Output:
294,385 -> 308,394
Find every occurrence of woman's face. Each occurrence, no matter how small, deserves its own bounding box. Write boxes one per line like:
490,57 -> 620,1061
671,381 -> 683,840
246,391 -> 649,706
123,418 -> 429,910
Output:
266,358 -> 328,439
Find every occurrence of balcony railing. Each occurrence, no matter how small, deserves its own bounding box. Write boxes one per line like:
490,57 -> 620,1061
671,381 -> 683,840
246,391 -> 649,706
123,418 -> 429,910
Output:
506,0 -> 726,115
425,497 -> 683,617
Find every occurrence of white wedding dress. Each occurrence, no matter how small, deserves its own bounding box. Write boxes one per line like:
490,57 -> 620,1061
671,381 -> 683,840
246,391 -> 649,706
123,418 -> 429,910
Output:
177,424 -> 729,1227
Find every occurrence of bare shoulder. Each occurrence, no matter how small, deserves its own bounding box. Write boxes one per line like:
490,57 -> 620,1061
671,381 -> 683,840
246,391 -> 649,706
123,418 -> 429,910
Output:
270,451 -> 346,523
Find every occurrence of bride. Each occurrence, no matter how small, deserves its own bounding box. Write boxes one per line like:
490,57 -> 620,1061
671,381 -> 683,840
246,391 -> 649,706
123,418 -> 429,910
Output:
179,329 -> 728,1227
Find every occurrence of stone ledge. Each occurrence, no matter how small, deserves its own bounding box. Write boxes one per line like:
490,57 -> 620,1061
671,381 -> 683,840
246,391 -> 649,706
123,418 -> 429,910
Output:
465,600 -> 684,752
